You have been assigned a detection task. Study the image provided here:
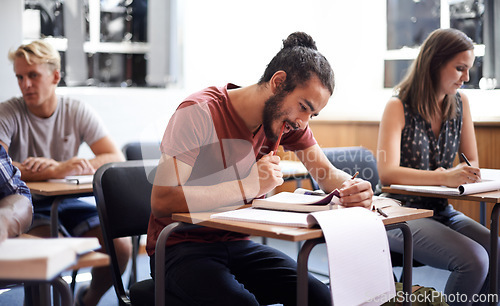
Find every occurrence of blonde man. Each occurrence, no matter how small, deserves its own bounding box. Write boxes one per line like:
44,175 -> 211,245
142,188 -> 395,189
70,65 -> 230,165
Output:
0,40 -> 131,306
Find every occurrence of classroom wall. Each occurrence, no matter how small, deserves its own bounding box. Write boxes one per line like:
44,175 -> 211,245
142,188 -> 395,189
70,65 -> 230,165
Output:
0,0 -> 499,157
0,0 -> 22,99
0,0 -> 389,154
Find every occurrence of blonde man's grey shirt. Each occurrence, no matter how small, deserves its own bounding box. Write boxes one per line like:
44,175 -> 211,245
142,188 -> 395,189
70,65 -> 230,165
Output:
0,96 -> 107,162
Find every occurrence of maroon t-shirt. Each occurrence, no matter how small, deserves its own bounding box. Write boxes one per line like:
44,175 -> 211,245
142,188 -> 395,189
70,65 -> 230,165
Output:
146,84 -> 316,255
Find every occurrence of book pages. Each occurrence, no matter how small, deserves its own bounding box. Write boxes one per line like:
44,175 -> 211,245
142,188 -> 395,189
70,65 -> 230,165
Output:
210,207 -> 315,228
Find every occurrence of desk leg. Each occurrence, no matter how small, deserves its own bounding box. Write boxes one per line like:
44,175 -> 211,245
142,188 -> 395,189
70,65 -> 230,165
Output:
51,276 -> 73,306
481,201 -> 487,226
490,203 -> 499,305
297,237 -> 325,306
386,222 -> 413,306
50,198 -> 64,238
39,284 -> 51,306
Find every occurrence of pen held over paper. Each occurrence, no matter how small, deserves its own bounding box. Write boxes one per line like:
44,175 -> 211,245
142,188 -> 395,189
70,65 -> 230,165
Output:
461,153 -> 477,176
328,171 -> 359,210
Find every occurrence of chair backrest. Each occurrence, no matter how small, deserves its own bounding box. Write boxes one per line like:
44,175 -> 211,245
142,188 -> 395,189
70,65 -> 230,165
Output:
93,160 -> 157,305
122,141 -> 161,160
311,146 -> 379,192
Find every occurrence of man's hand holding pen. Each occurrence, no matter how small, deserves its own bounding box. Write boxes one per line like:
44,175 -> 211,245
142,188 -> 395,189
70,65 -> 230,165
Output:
338,171 -> 373,209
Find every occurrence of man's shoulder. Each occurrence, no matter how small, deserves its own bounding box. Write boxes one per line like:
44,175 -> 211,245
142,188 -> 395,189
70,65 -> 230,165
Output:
183,85 -> 229,103
0,97 -> 26,115
0,96 -> 24,107
58,96 -> 84,107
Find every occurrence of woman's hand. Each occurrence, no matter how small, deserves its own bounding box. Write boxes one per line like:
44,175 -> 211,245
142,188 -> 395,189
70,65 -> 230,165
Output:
435,164 -> 481,187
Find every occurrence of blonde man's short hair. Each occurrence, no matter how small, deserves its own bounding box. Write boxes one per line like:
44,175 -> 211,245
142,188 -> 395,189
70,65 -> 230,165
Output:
8,40 -> 61,71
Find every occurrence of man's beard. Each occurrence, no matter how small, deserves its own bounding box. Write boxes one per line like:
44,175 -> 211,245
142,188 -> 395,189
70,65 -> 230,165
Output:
262,91 -> 287,141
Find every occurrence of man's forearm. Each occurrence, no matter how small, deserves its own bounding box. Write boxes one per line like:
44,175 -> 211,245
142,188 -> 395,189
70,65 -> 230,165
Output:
89,152 -> 125,169
151,178 -> 255,218
13,161 -> 57,181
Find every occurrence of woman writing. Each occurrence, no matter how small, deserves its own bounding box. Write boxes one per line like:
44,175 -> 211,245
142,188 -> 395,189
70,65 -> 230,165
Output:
377,28 -> 495,304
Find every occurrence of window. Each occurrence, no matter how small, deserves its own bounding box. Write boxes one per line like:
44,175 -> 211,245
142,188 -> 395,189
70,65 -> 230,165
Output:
22,0 -> 180,88
384,0 -> 488,89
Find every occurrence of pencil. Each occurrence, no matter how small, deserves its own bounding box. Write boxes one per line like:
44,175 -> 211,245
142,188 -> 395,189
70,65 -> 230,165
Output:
376,207 -> 388,218
272,122 -> 286,155
351,171 -> 359,179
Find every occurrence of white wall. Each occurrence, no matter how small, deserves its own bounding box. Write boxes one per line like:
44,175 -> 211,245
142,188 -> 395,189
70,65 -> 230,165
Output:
180,0 -> 389,119
1,0 -> 499,158
0,1 -> 23,100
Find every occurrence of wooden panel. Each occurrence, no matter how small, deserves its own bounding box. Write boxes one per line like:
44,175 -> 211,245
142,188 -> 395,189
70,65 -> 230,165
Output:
309,121 -> 380,153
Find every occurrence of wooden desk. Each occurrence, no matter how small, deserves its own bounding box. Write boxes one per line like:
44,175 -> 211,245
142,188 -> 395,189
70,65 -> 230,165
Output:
27,181 -> 93,197
382,186 -> 500,303
172,206 -> 432,306
27,181 -> 94,237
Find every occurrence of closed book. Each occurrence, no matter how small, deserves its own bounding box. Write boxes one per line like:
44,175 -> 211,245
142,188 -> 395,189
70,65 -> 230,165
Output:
0,237 -> 100,281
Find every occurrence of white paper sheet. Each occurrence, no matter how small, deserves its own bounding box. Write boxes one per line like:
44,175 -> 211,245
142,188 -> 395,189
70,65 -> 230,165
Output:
309,208 -> 395,306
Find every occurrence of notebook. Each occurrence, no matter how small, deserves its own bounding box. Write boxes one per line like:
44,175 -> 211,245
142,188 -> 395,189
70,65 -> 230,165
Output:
390,168 -> 500,196
48,175 -> 94,185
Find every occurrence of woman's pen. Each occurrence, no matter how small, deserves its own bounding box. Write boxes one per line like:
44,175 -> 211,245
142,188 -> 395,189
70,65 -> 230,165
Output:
460,153 -> 472,166
461,153 -> 477,175
351,171 -> 359,180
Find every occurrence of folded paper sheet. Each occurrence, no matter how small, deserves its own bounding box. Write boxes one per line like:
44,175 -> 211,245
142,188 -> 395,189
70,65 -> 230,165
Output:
308,207 -> 396,305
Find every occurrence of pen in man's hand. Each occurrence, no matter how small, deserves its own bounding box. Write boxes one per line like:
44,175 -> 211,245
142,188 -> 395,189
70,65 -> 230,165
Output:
272,122 -> 286,155
351,171 -> 359,180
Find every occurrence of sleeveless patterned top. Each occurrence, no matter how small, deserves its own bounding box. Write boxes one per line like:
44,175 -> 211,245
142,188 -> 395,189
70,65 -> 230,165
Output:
389,93 -> 463,213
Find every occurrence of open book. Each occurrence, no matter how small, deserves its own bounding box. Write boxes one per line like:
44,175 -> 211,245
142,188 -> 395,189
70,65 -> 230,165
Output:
0,237 -> 100,280
252,188 -> 342,212
211,191 -> 400,227
251,188 -> 400,213
48,175 -> 94,185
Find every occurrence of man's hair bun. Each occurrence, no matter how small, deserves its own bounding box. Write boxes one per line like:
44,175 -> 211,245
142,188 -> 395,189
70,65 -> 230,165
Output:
282,32 -> 317,51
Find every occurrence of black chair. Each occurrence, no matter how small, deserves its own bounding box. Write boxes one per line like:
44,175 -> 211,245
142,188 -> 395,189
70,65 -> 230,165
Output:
122,142 -> 161,161
94,160 -> 196,305
310,146 -> 424,280
121,141 -> 161,289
